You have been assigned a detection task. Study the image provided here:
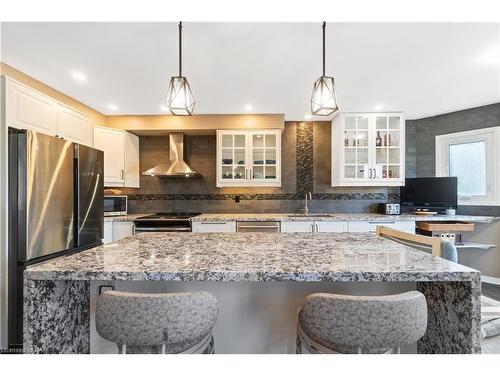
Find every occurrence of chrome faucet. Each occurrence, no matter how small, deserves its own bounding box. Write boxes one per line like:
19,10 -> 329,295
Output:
304,192 -> 312,216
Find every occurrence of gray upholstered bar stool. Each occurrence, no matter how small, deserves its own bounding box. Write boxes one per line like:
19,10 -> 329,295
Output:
96,290 -> 218,354
296,291 -> 427,354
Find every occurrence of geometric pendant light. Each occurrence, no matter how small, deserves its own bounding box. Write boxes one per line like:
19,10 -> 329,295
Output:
166,22 -> 195,115
311,22 -> 339,116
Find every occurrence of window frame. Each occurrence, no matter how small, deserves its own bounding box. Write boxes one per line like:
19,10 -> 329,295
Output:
435,127 -> 500,206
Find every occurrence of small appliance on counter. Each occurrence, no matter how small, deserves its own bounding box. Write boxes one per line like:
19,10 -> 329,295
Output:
104,195 -> 128,216
378,203 -> 400,215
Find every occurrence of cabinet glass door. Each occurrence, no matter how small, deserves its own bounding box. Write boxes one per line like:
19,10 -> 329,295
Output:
343,115 -> 370,180
251,133 -> 277,180
221,133 -> 246,180
374,115 -> 401,180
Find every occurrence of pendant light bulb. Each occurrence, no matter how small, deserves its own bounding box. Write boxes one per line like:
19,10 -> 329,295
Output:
166,22 -> 195,116
311,22 -> 339,116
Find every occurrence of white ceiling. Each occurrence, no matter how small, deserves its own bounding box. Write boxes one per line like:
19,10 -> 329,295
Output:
1,22 -> 499,120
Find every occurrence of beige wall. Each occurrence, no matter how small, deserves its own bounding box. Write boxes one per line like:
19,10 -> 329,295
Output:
0,62 -> 107,125
1,63 -> 284,133
106,114 -> 285,133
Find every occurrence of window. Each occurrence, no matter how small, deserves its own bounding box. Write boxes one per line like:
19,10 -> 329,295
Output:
448,141 -> 486,196
436,127 -> 500,205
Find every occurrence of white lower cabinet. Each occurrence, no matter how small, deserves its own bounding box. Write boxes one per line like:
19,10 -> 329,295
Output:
103,221 -> 135,244
347,221 -> 415,234
103,222 -> 113,244
281,220 -> 414,233
192,222 -> 236,233
281,221 -> 314,233
282,221 -> 347,233
112,222 -> 135,240
315,221 -> 347,233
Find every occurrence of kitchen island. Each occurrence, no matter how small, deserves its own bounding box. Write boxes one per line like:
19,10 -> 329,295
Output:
24,232 -> 481,354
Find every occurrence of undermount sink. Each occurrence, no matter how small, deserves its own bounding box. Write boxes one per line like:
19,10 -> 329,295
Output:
287,214 -> 332,218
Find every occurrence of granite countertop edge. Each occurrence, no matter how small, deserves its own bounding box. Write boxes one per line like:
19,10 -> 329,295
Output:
190,213 -> 497,223
105,213 -> 496,223
24,270 -> 480,282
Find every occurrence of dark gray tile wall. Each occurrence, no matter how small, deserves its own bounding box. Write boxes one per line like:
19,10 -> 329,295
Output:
405,120 -> 417,178
124,103 -> 500,216
413,103 -> 500,177
409,103 -> 500,216
123,121 -> 395,214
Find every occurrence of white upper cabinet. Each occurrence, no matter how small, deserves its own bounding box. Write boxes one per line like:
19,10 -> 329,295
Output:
93,126 -> 139,188
5,77 -> 93,146
57,104 -> 93,146
332,112 -> 405,186
6,78 -> 58,135
217,129 -> 281,187
124,132 -> 140,188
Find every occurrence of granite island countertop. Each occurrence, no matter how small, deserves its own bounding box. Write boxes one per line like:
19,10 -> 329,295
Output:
25,232 -> 479,283
191,213 -> 496,223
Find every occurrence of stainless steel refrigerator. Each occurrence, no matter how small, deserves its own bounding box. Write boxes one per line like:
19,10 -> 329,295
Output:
7,128 -> 103,348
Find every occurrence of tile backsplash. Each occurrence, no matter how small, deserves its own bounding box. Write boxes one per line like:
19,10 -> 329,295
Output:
120,121 -> 397,214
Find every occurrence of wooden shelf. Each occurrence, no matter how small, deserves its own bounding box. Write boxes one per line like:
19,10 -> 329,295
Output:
417,221 -> 475,232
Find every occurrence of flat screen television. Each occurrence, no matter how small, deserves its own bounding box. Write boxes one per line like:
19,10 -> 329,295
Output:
400,177 -> 458,211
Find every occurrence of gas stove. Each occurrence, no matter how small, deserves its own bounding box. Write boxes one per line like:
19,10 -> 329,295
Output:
133,212 -> 201,233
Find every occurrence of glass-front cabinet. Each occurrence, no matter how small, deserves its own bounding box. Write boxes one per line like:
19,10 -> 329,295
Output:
217,129 -> 281,187
332,112 -> 405,186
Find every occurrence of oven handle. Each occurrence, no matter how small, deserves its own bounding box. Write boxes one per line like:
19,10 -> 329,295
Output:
134,227 -> 191,232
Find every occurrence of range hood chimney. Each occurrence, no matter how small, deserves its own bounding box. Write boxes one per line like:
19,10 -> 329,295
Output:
142,133 -> 201,178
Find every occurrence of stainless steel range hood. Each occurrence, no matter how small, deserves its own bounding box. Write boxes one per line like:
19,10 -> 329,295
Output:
142,133 -> 201,178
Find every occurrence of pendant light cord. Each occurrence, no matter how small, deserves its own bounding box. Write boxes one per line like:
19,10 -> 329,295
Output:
322,21 -> 326,77
179,21 -> 183,77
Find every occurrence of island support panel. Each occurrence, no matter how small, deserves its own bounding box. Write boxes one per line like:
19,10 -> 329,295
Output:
24,278 -> 90,354
417,279 -> 481,354
24,277 -> 481,354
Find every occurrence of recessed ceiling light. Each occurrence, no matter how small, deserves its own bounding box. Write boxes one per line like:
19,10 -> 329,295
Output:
244,104 -> 253,111
374,104 -> 384,111
70,70 -> 86,82
304,114 -> 312,120
108,104 -> 118,111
